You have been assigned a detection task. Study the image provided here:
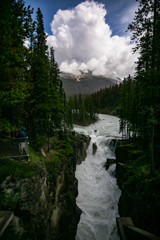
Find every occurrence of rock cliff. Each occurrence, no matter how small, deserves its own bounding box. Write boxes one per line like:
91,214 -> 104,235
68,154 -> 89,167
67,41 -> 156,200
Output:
0,134 -> 91,240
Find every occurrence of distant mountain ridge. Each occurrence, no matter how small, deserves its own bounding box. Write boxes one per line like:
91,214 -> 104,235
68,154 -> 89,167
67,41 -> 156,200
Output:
60,71 -> 122,95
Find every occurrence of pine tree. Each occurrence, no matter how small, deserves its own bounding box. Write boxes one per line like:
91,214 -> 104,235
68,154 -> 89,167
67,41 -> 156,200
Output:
0,0 -> 30,133
26,8 -> 55,140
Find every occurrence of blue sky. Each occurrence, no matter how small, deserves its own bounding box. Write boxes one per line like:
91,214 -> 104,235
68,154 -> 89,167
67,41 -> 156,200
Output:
24,0 -> 139,79
25,0 -> 138,36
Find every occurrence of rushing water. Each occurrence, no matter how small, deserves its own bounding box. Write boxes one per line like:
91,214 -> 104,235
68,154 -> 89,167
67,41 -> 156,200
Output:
74,114 -> 121,240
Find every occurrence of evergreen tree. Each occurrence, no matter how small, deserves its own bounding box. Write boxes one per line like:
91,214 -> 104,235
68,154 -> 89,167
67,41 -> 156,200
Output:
28,8 -> 50,137
124,0 -> 160,174
0,0 -> 31,133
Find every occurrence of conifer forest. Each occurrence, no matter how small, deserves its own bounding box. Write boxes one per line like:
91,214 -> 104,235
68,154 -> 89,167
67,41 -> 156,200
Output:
0,0 -> 160,167
0,0 -> 73,143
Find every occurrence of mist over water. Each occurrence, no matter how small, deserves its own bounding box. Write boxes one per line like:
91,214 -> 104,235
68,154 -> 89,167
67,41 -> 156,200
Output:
74,114 -> 121,240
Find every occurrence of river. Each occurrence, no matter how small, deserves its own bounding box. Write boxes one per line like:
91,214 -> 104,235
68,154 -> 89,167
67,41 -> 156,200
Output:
74,114 -> 121,240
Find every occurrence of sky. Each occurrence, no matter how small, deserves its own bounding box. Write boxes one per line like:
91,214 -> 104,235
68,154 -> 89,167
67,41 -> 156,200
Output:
24,0 -> 139,79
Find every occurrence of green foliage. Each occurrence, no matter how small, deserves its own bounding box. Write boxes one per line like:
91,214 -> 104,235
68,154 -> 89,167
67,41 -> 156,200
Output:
0,0 -> 31,131
29,147 -> 41,163
68,93 -> 98,125
43,153 -> 61,179
0,158 -> 37,184
118,0 -> 160,174
0,191 -> 20,211
53,138 -> 73,157
0,1 -> 71,143
117,142 -> 160,236
126,157 -> 150,185
65,192 -> 75,204
32,135 -> 47,151
82,83 -> 122,116
65,170 -> 73,185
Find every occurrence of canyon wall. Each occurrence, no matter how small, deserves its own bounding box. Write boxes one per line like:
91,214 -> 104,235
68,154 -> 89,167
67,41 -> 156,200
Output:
0,134 -> 91,240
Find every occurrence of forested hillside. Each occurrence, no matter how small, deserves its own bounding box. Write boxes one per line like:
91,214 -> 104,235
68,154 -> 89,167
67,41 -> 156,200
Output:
67,94 -> 98,125
118,0 -> 160,174
67,83 -> 122,125
0,0 -> 72,143
85,83 -> 122,116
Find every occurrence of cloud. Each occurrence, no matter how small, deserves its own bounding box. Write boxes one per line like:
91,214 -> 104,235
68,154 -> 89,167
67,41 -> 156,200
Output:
47,0 -> 139,79
24,38 -> 30,48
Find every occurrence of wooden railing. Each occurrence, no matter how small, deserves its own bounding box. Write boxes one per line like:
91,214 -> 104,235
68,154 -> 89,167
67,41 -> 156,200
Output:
0,211 -> 14,237
0,137 -> 29,161
117,217 -> 160,240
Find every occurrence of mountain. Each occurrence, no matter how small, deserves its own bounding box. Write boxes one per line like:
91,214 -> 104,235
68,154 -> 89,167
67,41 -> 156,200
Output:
59,71 -> 122,96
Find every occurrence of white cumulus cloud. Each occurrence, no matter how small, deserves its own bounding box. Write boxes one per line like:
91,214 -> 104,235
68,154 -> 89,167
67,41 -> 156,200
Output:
47,0 -> 139,79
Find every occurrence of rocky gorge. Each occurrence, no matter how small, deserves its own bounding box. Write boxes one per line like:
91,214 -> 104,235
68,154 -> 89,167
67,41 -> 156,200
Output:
0,133 -> 91,240
1,129 -> 160,240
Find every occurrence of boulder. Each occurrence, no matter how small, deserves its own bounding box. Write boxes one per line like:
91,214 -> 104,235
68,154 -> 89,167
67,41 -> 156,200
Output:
104,158 -> 116,170
92,142 -> 97,155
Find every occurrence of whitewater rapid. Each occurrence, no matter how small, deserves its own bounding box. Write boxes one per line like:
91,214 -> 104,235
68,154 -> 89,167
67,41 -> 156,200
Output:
74,114 -> 121,240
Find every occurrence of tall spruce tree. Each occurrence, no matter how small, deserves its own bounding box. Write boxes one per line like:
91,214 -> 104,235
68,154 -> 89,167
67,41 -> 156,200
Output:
0,0 -> 31,134
49,48 -> 62,127
29,8 -> 50,137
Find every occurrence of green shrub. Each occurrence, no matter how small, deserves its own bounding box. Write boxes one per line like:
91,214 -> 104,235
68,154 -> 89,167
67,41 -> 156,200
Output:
53,138 -> 73,157
31,135 -> 47,151
0,158 -> 37,184
0,191 -> 20,211
44,154 -> 61,179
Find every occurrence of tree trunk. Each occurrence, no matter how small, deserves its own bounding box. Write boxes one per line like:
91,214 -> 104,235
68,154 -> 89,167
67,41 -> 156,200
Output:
150,126 -> 155,175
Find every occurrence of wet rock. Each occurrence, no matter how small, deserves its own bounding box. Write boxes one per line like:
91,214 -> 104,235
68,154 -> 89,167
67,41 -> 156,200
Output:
116,162 -> 128,190
79,134 -> 91,148
108,139 -> 117,152
74,134 -> 91,165
92,142 -> 97,155
104,158 -> 116,170
72,130 -> 75,136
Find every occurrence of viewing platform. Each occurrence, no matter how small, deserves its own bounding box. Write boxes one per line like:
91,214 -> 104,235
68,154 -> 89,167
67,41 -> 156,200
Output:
0,137 -> 29,162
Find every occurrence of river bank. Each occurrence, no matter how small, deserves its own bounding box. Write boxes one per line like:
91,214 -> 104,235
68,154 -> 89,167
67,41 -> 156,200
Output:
98,106 -> 120,118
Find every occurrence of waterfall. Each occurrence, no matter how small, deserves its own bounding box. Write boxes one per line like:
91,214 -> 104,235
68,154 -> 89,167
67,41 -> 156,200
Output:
74,114 -> 121,240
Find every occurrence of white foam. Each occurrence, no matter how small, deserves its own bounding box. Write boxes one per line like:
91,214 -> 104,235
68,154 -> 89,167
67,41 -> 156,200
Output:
75,114 -> 121,240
